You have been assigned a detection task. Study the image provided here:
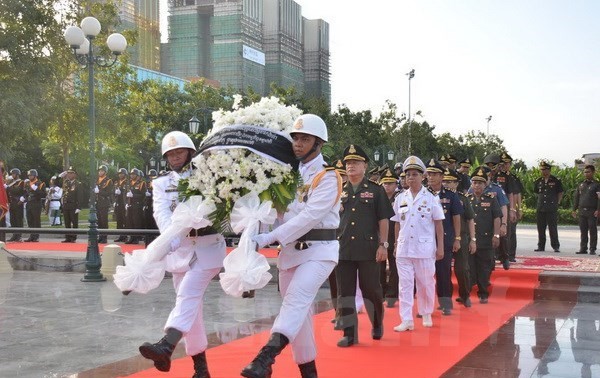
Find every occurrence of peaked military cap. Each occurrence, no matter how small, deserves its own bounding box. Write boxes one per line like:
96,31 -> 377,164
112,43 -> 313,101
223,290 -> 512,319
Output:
378,163 -> 389,174
368,166 -> 379,175
10,168 -> 21,175
438,154 -> 449,164
425,158 -> 444,173
334,159 -> 346,175
500,152 -> 513,163
471,166 -> 488,182
118,168 -> 128,175
399,171 -> 406,178
443,168 -> 459,181
394,162 -> 403,170
343,144 -> 369,163
379,168 -> 398,184
459,158 -> 472,168
403,155 -> 426,173
67,166 -> 77,174
98,164 -> 108,172
446,154 -> 457,163
539,161 -> 552,170
483,154 -> 501,166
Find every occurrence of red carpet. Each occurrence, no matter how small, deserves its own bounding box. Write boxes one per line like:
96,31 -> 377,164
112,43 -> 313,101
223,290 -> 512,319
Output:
501,255 -> 600,272
123,269 -> 540,378
4,242 -> 279,258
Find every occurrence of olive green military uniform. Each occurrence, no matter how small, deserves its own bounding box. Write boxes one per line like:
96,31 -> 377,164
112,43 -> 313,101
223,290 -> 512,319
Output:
337,177 -> 394,342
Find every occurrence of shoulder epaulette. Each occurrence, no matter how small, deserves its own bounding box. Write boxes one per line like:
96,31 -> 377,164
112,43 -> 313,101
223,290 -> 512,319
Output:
484,192 -> 495,198
323,166 -> 336,172
368,179 -> 379,185
427,187 -> 436,195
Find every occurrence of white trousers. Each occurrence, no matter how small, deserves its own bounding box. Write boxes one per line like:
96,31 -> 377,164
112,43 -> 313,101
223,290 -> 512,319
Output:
272,259 -> 336,364
165,264 -> 221,356
396,257 -> 436,323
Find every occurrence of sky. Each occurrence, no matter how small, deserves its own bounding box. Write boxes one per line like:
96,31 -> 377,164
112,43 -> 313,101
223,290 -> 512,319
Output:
160,0 -> 600,168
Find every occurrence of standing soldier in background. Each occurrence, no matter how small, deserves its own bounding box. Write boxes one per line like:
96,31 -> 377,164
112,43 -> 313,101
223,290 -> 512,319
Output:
113,168 -> 128,242
442,169 -> 476,307
534,161 -> 563,253
61,167 -> 83,243
46,176 -> 63,226
499,153 -> 522,261
6,168 -> 26,242
573,165 -> 600,255
0,163 -> 7,242
95,165 -> 113,244
457,158 -> 472,194
379,168 -> 400,308
24,169 -> 45,242
144,169 -> 159,244
484,154 -> 513,268
469,167 -> 502,304
125,168 -> 146,244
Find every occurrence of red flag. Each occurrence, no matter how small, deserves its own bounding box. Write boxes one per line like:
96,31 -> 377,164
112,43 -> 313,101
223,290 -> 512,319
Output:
0,174 -> 8,221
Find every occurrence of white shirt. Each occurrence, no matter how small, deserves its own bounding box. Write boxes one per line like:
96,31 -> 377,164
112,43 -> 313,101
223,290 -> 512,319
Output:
271,154 -> 341,269
391,186 -> 444,259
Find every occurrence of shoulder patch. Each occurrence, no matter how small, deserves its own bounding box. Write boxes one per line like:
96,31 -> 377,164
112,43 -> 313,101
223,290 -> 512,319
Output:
485,192 -> 495,198
427,187 -> 436,195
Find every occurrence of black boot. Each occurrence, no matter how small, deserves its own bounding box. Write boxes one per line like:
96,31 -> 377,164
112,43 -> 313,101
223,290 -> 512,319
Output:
337,326 -> 358,347
192,352 -> 211,378
241,332 -> 289,378
298,360 -> 318,378
139,328 -> 182,372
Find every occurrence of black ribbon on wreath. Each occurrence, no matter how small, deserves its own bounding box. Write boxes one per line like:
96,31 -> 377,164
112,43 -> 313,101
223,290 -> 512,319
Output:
197,125 -> 299,170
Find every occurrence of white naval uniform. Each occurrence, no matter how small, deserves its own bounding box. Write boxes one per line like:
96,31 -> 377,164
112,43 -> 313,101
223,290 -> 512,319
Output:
152,170 -> 226,356
391,186 -> 444,324
268,154 -> 340,364
47,186 -> 63,225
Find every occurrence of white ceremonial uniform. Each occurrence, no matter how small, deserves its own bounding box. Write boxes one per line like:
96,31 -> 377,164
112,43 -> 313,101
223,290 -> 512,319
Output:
391,186 -> 444,324
152,170 -> 226,356
268,154 -> 340,364
47,186 -> 63,225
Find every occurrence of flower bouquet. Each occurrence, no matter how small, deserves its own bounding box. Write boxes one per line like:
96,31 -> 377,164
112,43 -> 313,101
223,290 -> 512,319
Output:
183,95 -> 302,296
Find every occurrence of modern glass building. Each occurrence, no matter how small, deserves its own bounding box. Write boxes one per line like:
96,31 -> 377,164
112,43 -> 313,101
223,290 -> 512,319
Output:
118,0 -> 161,71
161,0 -> 330,105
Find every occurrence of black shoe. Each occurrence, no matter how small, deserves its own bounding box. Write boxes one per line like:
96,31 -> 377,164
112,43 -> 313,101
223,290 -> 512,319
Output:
441,308 -> 452,316
337,335 -> 357,348
191,352 -> 210,378
298,360 -> 318,378
139,328 -> 182,372
534,248 -> 545,252
241,333 -> 289,378
576,251 -> 588,254
61,239 -> 71,243
125,238 -> 138,244
242,290 -> 255,298
591,250 -> 597,255
371,326 -> 383,340
463,298 -> 472,308
98,238 -> 107,244
416,314 -> 423,318
502,260 -> 510,270
509,258 -> 516,262
24,238 -> 34,242
480,297 -> 488,304
553,248 -> 560,253
455,297 -> 464,303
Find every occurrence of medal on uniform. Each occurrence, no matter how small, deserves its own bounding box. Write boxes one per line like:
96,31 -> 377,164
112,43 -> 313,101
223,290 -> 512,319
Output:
401,214 -> 405,221
170,199 -> 177,212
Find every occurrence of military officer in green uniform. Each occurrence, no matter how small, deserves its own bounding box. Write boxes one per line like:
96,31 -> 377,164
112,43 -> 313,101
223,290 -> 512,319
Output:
24,169 -> 45,242
533,161 -> 563,252
61,167 -> 83,243
573,165 -> 600,255
379,168 -> 400,308
95,165 -> 113,244
469,167 -> 502,303
113,168 -> 129,242
457,158 -> 472,194
337,144 -> 394,347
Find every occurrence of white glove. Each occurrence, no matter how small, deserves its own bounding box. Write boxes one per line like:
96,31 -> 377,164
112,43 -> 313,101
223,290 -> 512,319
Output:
24,179 -> 30,184
3,184 -> 6,189
126,191 -> 133,198
252,233 -> 276,248
75,209 -> 80,214
59,171 -> 67,178
32,184 -> 38,191
19,196 -> 25,202
115,188 -> 121,195
94,186 -> 99,193
145,191 -> 151,197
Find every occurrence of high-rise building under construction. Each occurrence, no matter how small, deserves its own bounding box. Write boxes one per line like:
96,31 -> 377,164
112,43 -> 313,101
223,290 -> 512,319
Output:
118,0 -> 161,71
162,0 -> 330,104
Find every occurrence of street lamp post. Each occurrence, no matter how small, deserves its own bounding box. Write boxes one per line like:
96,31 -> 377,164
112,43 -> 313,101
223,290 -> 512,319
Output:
486,115 -> 492,137
406,69 -> 415,154
64,17 -> 127,282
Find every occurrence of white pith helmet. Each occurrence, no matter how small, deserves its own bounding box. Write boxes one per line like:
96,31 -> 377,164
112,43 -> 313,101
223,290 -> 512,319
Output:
161,131 -> 196,156
289,114 -> 328,142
